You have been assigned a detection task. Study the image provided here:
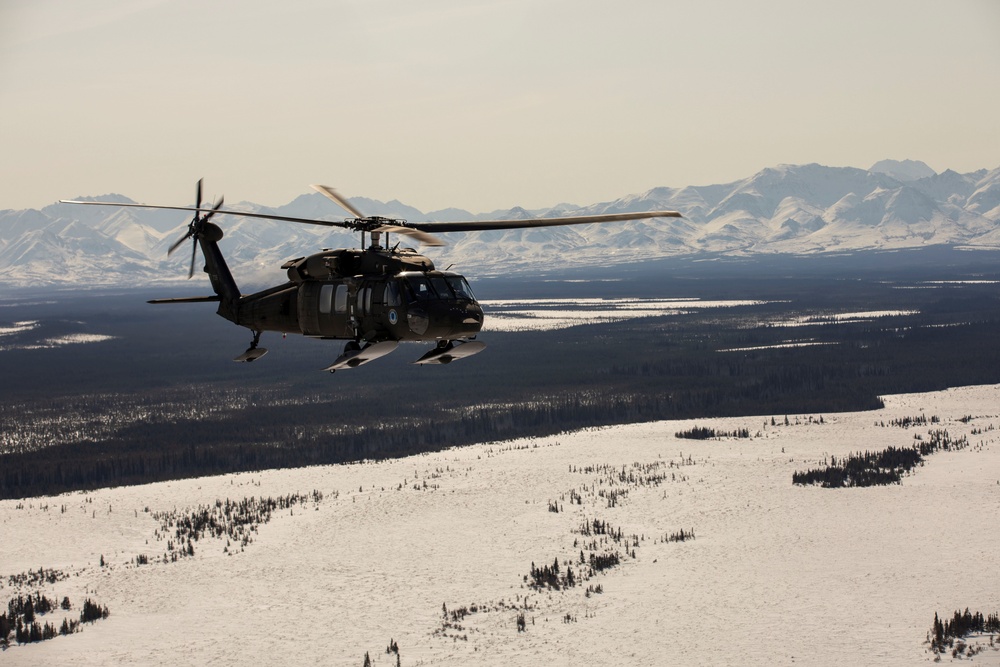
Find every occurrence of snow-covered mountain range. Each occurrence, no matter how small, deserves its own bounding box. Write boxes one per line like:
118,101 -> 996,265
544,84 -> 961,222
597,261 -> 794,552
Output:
2,160 -> 999,288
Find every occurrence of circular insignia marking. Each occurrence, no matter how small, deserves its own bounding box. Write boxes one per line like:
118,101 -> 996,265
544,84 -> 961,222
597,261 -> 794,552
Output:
388,309 -> 398,325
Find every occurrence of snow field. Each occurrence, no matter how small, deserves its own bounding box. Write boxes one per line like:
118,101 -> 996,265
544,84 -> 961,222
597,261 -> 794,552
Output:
2,384 -> 999,665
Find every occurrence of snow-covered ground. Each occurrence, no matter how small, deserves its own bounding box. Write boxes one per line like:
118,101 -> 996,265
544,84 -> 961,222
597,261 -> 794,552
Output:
3,385 -> 1000,666
480,297 -> 766,332
0,320 -> 118,351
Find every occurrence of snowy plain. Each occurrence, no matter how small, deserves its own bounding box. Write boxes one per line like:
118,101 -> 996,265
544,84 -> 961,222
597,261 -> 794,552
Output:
479,297 -> 767,332
2,384 -> 999,666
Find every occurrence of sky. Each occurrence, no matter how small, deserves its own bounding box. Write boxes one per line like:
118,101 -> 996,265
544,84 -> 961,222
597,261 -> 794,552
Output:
1,0 -> 998,213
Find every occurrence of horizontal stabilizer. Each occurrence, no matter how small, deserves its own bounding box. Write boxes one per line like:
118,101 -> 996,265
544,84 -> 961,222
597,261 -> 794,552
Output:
147,296 -> 222,304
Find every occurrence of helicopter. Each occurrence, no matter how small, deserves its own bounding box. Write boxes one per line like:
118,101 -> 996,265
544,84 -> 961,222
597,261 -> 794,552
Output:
61,181 -> 681,372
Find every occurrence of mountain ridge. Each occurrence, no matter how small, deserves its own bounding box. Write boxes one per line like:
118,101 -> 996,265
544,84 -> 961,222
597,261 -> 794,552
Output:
2,161 -> 999,288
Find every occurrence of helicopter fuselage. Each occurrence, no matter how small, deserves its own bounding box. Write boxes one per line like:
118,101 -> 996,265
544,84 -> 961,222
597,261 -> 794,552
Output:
228,247 -> 484,345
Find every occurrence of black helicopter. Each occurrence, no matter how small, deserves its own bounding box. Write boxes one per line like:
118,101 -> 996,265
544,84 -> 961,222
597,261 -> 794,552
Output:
62,181 -> 680,372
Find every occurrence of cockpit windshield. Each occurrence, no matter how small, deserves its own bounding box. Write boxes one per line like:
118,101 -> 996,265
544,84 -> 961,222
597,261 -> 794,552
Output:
429,276 -> 454,299
400,273 -> 478,303
446,276 -> 476,301
404,276 -> 435,301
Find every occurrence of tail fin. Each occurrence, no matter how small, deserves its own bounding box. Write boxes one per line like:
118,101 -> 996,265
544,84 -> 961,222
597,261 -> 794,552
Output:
160,180 -> 241,321
197,229 -> 241,323
148,233 -> 240,323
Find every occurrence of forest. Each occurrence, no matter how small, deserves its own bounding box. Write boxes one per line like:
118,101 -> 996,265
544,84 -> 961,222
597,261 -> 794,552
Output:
930,609 -> 1000,656
0,593 -> 109,647
792,429 -> 969,487
2,260 -> 1000,499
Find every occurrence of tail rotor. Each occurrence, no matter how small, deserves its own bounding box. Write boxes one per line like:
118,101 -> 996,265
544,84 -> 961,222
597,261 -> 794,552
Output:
167,179 -> 224,278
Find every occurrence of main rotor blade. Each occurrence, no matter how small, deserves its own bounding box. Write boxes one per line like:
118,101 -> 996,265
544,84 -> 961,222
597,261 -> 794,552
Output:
310,185 -> 367,219
58,199 -> 682,235
373,225 -> 446,248
407,210 -> 683,233
59,200 -> 356,230
195,178 -> 203,211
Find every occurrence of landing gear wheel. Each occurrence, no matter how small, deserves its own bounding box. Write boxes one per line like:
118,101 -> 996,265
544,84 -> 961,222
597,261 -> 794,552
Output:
234,330 -> 268,362
344,340 -> 361,354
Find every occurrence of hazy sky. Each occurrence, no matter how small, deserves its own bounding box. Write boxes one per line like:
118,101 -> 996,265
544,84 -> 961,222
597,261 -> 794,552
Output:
2,0 -> 998,213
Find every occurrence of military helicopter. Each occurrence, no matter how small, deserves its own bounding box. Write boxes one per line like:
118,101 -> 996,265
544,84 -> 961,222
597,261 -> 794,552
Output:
61,181 -> 680,372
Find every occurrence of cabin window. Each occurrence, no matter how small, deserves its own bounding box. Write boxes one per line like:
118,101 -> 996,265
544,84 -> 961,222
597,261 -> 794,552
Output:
384,281 -> 402,307
334,284 -> 348,313
446,276 -> 476,301
319,284 -> 334,314
357,286 -> 372,316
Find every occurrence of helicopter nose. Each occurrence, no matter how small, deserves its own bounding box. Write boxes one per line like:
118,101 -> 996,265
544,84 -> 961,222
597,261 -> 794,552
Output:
460,303 -> 483,334
463,303 -> 483,326
419,301 -> 482,338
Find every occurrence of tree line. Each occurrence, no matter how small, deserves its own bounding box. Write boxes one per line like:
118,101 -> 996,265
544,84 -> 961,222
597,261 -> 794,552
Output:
793,430 -> 969,487
150,491 -> 325,559
930,609 -> 1000,655
675,426 -> 751,440
1,594 -> 109,647
3,282 -> 999,499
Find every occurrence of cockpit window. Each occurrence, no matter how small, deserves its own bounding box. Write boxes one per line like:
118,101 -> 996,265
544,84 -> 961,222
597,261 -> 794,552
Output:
446,276 -> 476,301
405,276 -> 435,301
430,276 -> 454,299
